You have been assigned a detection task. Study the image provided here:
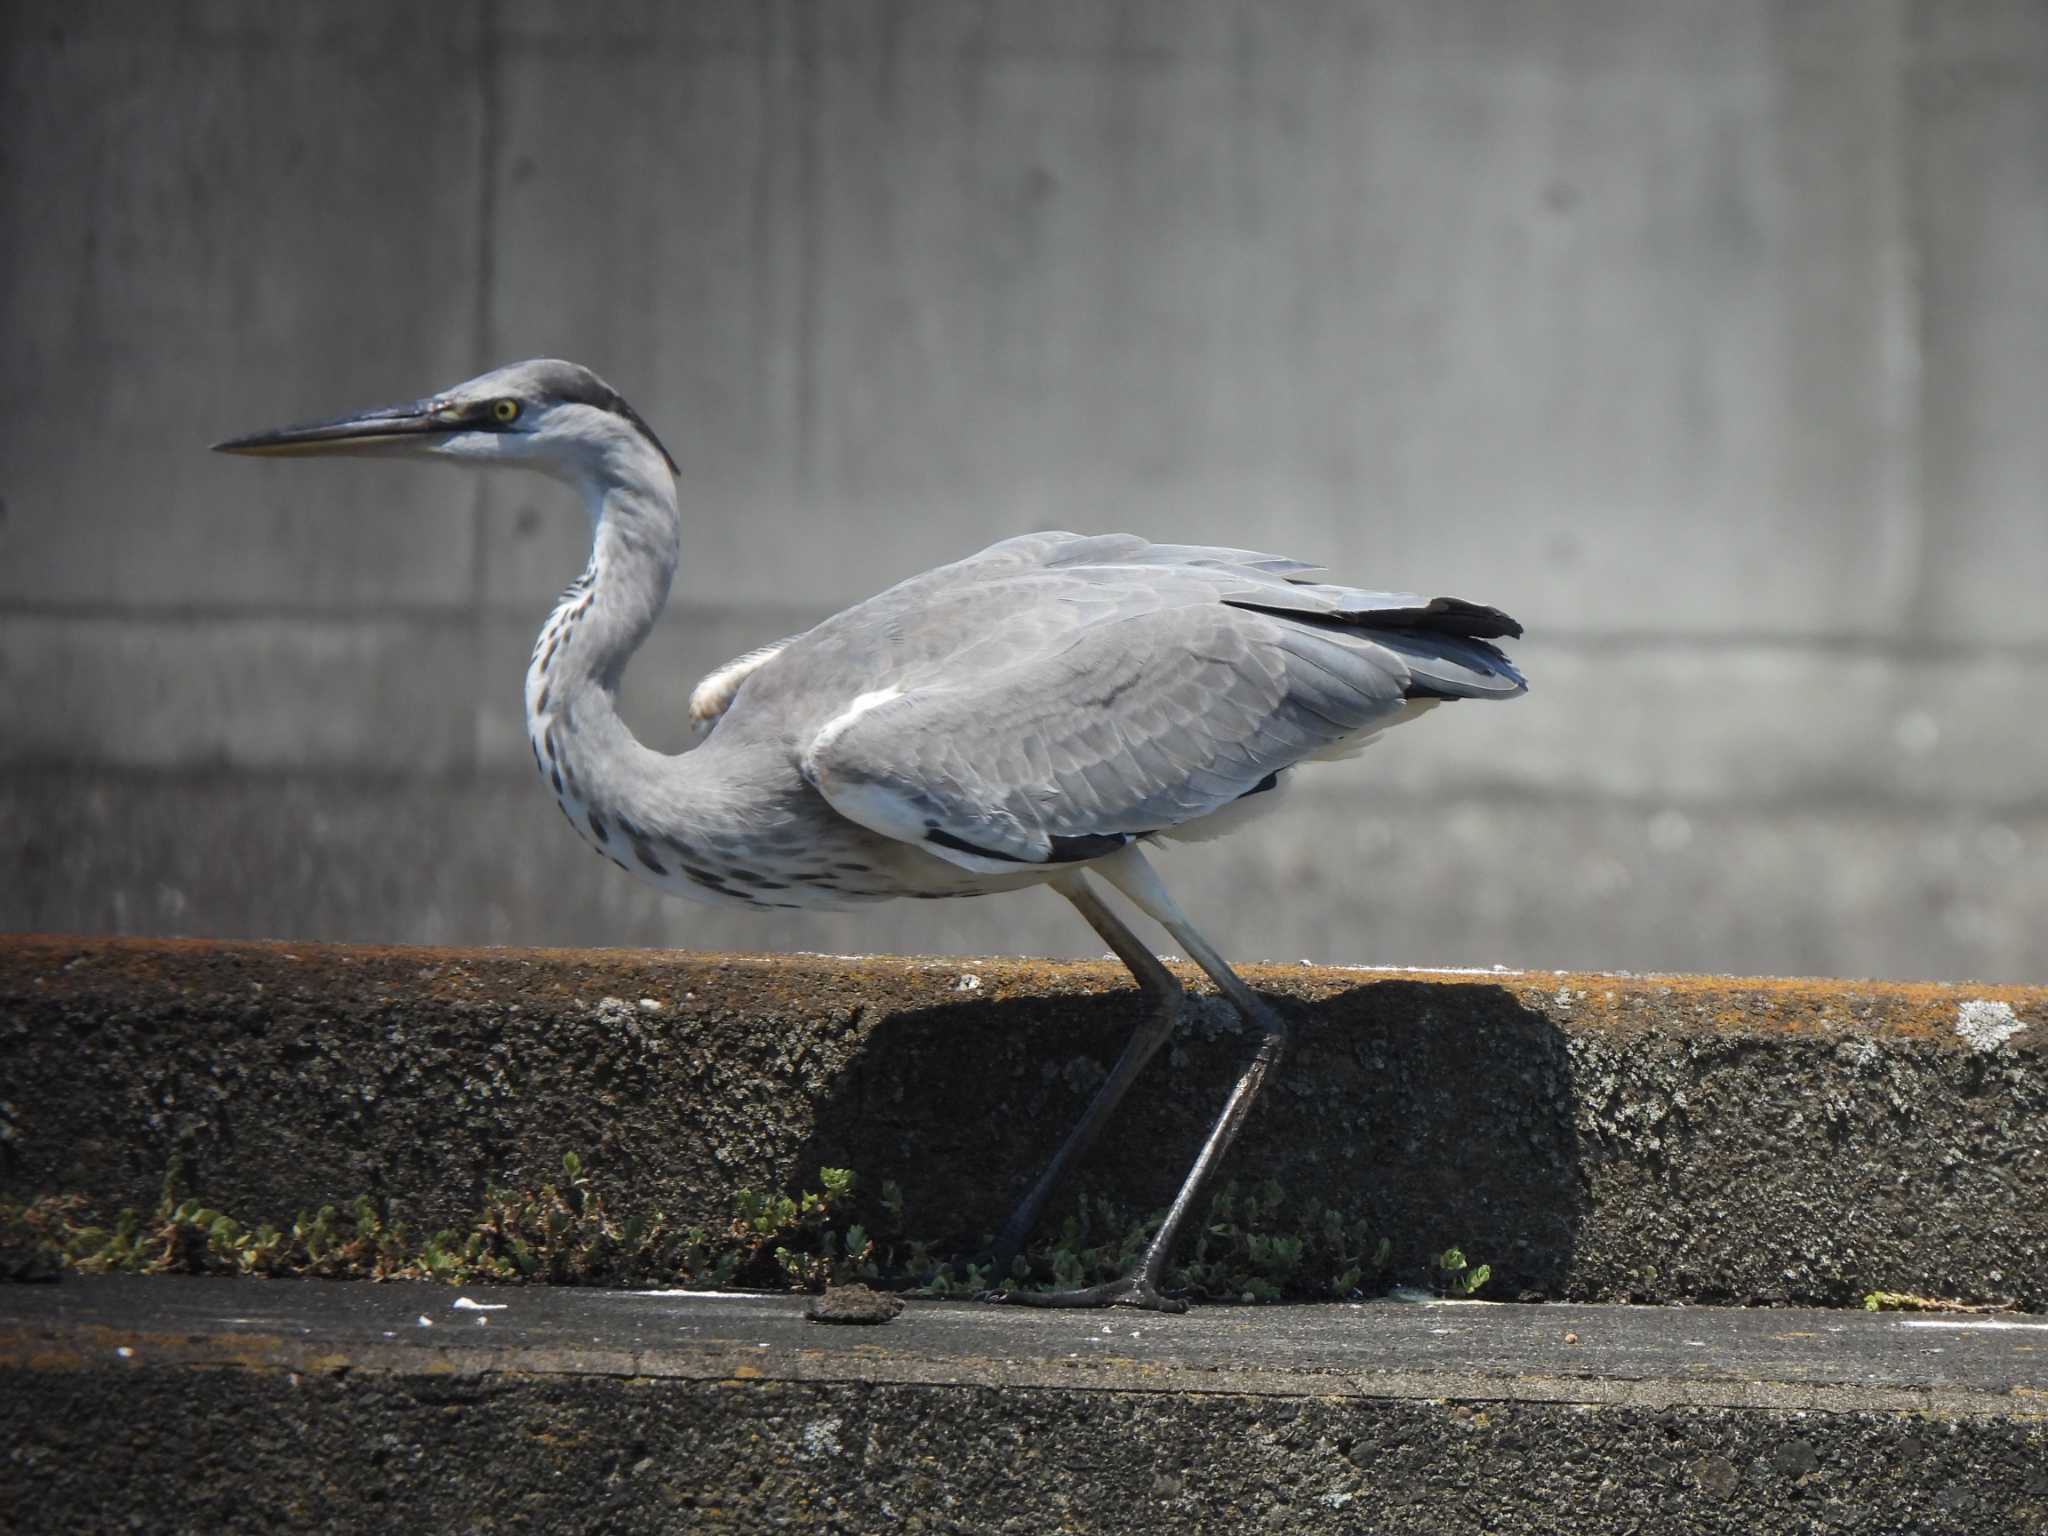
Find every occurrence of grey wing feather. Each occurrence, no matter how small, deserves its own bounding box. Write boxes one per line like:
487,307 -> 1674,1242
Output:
795,534 -> 1524,870
1035,531 -> 1323,579
893,529 -> 1321,588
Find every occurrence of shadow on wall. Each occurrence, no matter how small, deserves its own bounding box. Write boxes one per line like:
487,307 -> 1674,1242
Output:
793,980 -> 1587,1298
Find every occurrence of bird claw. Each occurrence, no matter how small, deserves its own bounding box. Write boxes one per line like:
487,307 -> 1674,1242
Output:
981,1275 -> 1189,1313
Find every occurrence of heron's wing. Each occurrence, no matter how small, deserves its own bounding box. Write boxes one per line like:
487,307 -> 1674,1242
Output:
797,555 -> 1522,871
942,530 -> 1324,581
954,530 -> 1520,639
688,637 -> 800,736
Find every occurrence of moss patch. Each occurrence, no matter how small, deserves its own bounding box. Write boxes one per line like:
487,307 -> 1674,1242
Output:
2,1157 -> 1491,1305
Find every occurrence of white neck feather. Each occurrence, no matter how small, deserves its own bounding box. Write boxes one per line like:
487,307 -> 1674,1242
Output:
523,431 -> 680,834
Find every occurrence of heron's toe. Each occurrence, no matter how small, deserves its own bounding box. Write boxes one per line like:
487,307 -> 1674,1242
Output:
983,1276 -> 1188,1313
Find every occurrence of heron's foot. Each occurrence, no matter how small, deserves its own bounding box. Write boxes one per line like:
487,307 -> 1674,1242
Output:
982,1274 -> 1188,1313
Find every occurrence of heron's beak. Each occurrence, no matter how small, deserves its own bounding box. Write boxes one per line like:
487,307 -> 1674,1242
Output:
212,399 -> 456,457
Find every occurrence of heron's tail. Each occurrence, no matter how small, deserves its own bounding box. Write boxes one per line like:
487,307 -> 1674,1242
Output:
1223,586 -> 1527,701
1367,627 -> 1527,699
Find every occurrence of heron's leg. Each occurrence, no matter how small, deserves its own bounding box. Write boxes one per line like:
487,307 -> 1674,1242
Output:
996,847 -> 1290,1313
988,871 -> 1186,1278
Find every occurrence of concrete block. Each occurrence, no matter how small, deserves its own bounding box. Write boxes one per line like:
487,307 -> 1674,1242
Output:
1421,637 -> 2048,810
4,0 -> 2044,644
1911,0 -> 2048,645
470,0 -> 1926,639
0,4 -> 485,610
0,613 -> 484,773
3,1280 -> 2045,1533
4,768 -> 2044,984
1,936 -> 2041,1308
5,0 -> 2048,1001
1157,791 -> 2048,986
11,591 -> 2048,821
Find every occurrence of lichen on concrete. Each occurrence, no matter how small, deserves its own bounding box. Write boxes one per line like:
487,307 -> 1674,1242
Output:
1955,998 -> 2028,1053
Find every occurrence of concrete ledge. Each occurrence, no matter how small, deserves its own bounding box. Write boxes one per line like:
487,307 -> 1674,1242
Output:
1,935 -> 2043,1306
2,1277 -> 2045,1532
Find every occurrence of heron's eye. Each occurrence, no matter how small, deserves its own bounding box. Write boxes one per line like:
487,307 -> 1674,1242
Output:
491,398 -> 521,424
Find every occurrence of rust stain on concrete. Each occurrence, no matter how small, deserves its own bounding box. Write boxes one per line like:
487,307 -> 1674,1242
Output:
6,933 -> 2040,1044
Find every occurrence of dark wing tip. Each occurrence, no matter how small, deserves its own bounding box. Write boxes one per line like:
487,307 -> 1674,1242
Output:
926,827 -> 1134,865
1416,597 -> 1523,640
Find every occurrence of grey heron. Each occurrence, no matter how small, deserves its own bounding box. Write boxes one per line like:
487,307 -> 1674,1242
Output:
216,358 -> 1526,1311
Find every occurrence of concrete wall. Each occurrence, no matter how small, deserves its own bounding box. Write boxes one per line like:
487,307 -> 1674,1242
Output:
3,0 -> 2044,982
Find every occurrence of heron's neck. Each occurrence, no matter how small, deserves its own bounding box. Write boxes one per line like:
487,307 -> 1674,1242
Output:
525,445 -> 679,816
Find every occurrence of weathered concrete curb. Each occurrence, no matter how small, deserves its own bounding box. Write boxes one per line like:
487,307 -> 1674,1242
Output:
1,935 -> 2042,1306
2,1277 -> 2045,1533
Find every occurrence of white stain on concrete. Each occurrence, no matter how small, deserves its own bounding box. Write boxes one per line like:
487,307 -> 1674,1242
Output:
1954,999 -> 2027,1053
591,996 -> 638,1026
799,1416 -> 846,1460
616,1288 -> 779,1299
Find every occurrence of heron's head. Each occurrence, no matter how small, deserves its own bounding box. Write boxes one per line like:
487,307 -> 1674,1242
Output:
213,359 -> 677,487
